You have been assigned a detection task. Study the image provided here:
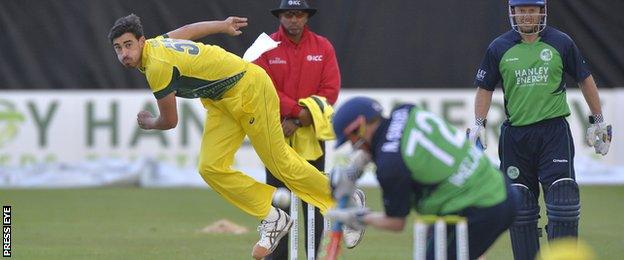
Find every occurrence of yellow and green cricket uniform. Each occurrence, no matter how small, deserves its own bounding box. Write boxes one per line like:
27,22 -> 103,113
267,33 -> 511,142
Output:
140,35 -> 334,219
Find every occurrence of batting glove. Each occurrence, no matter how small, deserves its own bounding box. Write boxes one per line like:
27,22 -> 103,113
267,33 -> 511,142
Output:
586,114 -> 612,156
466,118 -> 487,150
326,207 -> 369,230
329,164 -> 359,200
329,150 -> 371,200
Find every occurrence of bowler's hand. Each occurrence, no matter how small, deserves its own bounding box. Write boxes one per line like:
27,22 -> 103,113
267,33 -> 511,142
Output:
222,16 -> 248,36
282,119 -> 298,137
326,207 -> 369,230
137,111 -> 156,130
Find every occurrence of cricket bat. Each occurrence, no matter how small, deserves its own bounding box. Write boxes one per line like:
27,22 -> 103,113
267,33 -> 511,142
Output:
324,195 -> 349,260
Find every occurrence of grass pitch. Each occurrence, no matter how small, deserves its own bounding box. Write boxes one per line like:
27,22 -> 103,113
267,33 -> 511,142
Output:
3,186 -> 624,259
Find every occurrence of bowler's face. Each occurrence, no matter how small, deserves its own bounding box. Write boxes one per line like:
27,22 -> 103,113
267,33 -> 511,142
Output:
112,32 -> 145,68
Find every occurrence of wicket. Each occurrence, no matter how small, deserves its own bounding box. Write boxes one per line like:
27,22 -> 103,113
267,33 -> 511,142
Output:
289,193 -> 299,260
290,193 -> 328,260
413,215 -> 469,260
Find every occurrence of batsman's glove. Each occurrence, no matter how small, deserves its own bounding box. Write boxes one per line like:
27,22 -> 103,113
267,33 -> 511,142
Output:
329,164 -> 360,200
329,150 -> 371,200
586,114 -> 612,155
466,118 -> 487,150
326,207 -> 369,230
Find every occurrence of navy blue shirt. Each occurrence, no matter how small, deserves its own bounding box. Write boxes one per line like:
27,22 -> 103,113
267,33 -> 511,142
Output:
370,105 -> 429,217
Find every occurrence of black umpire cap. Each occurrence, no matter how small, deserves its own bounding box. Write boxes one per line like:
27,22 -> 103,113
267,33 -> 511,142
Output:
271,0 -> 317,17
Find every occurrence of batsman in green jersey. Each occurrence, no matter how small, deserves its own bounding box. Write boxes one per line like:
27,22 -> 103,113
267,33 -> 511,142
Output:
468,1 -> 612,259
326,97 -> 517,259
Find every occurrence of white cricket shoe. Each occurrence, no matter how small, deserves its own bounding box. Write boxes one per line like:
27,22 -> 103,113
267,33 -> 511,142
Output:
343,188 -> 366,249
252,207 -> 293,259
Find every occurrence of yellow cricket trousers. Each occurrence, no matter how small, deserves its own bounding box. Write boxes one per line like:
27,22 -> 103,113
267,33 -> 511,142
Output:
198,64 -> 335,219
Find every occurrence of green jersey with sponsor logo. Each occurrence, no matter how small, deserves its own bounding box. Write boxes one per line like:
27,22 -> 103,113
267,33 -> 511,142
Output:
475,27 -> 591,126
394,106 -> 506,215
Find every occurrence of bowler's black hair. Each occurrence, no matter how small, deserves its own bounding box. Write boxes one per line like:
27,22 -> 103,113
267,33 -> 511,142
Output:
108,14 -> 144,43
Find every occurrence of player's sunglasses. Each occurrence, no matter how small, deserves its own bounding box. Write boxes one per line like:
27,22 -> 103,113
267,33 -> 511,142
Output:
281,11 -> 307,18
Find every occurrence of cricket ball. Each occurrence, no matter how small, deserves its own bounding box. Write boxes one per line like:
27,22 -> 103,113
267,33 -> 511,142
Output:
272,188 -> 291,208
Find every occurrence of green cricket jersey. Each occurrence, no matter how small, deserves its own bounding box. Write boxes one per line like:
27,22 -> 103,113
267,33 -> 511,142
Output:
371,105 -> 506,216
474,27 -> 591,126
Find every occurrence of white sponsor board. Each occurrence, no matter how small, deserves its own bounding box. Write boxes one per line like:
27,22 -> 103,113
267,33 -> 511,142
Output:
0,89 -> 621,186
0,90 -> 208,168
